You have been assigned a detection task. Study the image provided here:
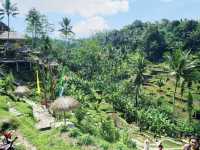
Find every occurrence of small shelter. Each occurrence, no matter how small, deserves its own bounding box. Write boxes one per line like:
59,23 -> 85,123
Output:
50,96 -> 80,124
15,86 -> 30,97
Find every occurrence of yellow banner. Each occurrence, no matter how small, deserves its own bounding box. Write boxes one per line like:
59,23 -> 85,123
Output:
36,70 -> 41,95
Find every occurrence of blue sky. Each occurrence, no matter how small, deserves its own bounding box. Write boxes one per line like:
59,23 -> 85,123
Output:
1,0 -> 200,38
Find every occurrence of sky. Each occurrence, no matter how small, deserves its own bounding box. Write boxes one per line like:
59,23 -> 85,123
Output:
0,0 -> 200,38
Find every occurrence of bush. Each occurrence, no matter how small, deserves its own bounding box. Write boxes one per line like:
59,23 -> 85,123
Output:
0,118 -> 19,131
99,141 -> 110,150
74,107 -> 86,123
77,134 -> 94,145
80,115 -> 99,136
68,128 -> 82,138
114,142 -> 129,150
126,139 -> 137,149
100,117 -> 120,142
60,125 -> 69,133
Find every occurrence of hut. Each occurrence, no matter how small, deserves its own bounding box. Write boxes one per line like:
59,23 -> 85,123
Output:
15,86 -> 30,97
50,96 -> 80,124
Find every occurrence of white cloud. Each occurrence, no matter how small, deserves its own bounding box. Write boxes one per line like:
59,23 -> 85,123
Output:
73,16 -> 109,37
0,0 -> 130,38
11,0 -> 129,18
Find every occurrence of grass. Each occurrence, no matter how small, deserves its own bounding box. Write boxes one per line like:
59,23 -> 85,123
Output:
162,139 -> 182,148
0,96 -> 81,150
17,113 -> 80,150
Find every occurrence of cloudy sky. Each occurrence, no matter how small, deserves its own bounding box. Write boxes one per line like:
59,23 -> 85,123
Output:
1,0 -> 200,38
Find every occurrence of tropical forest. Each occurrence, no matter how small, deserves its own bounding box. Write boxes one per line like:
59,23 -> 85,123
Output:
0,0 -> 199,150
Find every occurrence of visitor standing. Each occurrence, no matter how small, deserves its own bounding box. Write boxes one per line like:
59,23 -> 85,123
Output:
183,136 -> 199,150
144,139 -> 150,150
158,141 -> 164,150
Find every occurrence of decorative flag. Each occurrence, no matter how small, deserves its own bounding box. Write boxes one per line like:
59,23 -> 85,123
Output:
59,86 -> 64,97
36,70 -> 41,95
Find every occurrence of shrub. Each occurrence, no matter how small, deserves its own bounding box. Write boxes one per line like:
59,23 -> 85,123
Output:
74,107 -> 86,123
60,125 -> 69,133
0,118 -> 19,131
77,134 -> 94,145
120,131 -> 136,149
114,142 -> 129,150
126,139 -> 137,149
99,141 -> 110,150
68,128 -> 82,138
100,117 -> 120,142
80,115 -> 99,136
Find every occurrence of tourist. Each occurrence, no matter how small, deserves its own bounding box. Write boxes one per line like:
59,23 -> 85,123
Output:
183,136 -> 199,150
1,130 -> 14,144
144,139 -> 150,150
158,141 -> 164,150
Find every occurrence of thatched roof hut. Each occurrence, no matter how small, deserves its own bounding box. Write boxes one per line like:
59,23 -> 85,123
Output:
15,86 -> 30,97
50,96 -> 80,125
50,96 -> 80,112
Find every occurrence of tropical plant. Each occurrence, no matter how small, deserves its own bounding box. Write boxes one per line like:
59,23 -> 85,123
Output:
100,116 -> 120,142
26,8 -> 46,48
166,49 -> 197,120
156,77 -> 165,91
132,52 -> 146,107
59,17 -> 74,39
0,0 -> 18,41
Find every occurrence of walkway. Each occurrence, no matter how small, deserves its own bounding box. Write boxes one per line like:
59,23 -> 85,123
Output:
24,99 -> 55,130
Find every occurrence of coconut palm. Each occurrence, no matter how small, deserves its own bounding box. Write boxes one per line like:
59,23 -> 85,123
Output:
166,49 -> 198,120
59,17 -> 74,39
133,52 -> 146,107
0,0 -> 18,41
181,69 -> 200,122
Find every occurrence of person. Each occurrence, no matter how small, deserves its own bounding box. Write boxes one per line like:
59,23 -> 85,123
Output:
157,141 -> 164,150
144,139 -> 150,150
1,130 -> 14,144
183,136 -> 199,150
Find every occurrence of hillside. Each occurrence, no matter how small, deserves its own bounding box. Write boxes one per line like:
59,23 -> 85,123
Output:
0,4 -> 200,149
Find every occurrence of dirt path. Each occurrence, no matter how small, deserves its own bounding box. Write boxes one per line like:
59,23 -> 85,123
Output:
24,99 -> 55,130
16,131 -> 37,150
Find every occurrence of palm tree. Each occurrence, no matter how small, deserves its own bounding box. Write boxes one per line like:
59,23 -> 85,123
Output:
0,0 -> 18,41
59,17 -> 74,39
166,49 -> 198,120
26,8 -> 42,49
182,69 -> 200,122
133,52 -> 146,107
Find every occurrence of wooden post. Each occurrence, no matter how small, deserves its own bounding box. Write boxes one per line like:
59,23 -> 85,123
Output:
29,62 -> 32,70
16,62 -> 19,72
64,111 -> 66,125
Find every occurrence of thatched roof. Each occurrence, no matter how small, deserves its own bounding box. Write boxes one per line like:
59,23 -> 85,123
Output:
49,61 -> 59,67
50,96 -> 80,112
0,31 -> 25,40
15,86 -> 30,96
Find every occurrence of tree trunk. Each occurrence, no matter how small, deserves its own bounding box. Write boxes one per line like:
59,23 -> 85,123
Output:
135,87 -> 138,107
173,78 -> 178,122
7,14 -> 10,41
187,91 -> 193,123
63,111 -> 66,125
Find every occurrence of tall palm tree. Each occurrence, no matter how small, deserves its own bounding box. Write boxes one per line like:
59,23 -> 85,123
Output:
166,49 -> 198,120
0,0 -> 18,41
133,52 -> 146,107
182,68 -> 200,122
59,17 -> 74,39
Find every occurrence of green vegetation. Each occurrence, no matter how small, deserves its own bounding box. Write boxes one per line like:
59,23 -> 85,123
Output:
0,2 -> 200,150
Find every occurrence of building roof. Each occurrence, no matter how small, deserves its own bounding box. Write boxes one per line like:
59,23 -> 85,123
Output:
0,22 -> 9,33
0,31 -> 25,40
